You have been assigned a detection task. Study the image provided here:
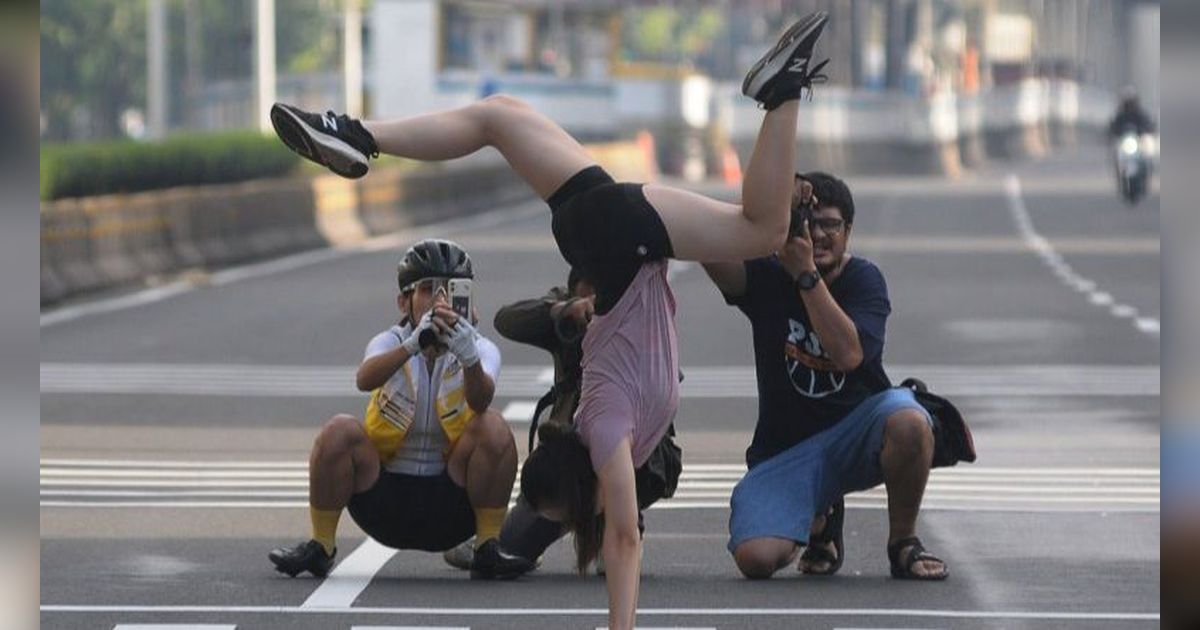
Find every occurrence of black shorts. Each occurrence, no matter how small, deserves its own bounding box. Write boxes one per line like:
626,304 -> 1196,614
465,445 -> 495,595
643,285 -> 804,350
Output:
548,166 -> 675,314
347,469 -> 475,552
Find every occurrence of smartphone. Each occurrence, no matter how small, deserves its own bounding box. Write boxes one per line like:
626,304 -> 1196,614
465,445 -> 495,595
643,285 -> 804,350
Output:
449,278 -> 472,319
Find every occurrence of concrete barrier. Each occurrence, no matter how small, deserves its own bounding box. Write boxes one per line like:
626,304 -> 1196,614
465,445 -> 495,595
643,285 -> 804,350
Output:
41,139 -> 657,305
722,80 -> 1115,177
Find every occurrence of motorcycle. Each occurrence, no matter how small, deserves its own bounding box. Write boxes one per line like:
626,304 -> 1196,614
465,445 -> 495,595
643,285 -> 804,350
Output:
1113,130 -> 1150,206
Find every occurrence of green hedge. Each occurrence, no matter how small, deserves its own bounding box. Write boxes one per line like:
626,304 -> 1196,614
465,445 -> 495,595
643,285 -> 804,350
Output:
41,131 -> 301,200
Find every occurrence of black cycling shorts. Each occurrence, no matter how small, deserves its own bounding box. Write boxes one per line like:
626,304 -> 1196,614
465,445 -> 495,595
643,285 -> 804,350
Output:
548,166 -> 675,314
347,469 -> 475,552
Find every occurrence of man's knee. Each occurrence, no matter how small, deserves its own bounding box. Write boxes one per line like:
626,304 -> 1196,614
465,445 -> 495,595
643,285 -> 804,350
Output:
315,414 -> 365,453
733,541 -> 790,580
883,408 -> 933,454
467,409 -> 515,455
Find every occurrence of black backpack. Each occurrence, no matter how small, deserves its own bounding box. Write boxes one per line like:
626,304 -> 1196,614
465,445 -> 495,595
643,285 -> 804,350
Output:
899,378 -> 977,469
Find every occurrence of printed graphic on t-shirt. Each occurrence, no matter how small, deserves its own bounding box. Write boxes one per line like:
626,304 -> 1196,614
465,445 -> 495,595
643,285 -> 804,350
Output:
784,317 -> 845,398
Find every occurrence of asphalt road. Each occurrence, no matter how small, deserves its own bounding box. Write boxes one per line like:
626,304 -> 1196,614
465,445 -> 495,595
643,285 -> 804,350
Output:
40,147 -> 1160,629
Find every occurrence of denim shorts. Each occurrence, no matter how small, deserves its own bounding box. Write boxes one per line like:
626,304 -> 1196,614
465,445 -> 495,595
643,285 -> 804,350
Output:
727,387 -> 931,553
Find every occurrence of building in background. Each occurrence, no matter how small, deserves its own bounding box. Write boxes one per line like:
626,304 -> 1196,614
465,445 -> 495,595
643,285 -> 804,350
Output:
41,0 -> 1158,149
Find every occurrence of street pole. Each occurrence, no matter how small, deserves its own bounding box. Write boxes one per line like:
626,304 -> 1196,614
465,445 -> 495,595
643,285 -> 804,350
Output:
343,0 -> 363,118
146,0 -> 167,139
255,0 -> 277,133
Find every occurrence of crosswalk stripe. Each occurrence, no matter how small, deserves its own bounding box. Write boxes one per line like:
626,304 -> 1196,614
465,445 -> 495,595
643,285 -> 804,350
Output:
113,626 -> 235,630
41,604 -> 1164,621
40,363 -> 1160,397
39,459 -> 1159,511
39,459 -> 1162,475
352,627 -> 470,630
500,400 -> 537,423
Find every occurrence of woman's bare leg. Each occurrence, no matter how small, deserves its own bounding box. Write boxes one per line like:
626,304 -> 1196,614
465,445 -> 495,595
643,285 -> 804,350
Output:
363,92 -> 798,262
644,100 -> 800,262
362,94 -> 596,200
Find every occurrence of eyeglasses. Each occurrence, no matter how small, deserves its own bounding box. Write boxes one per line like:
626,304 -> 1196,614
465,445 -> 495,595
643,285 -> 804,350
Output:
402,277 -> 452,295
809,218 -> 846,236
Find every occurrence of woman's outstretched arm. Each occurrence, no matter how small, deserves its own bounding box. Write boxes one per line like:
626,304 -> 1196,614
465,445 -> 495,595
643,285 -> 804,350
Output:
597,437 -> 642,630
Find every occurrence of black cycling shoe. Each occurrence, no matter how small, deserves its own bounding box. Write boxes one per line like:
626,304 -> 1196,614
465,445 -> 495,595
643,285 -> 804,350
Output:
268,539 -> 336,578
469,538 -> 536,580
742,11 -> 830,110
269,103 -> 379,179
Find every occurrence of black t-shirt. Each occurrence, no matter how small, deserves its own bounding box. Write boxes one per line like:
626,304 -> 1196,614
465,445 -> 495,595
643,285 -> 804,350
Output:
726,255 -> 892,467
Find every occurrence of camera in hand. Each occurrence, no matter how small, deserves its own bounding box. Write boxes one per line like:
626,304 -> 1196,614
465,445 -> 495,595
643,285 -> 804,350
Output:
789,203 -> 814,238
418,327 -> 441,350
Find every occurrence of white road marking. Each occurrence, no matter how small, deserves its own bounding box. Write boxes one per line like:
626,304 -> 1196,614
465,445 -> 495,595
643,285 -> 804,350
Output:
1135,317 -> 1160,334
1110,304 -> 1138,318
350,624 -> 468,628
40,363 -> 1161,397
40,201 -> 547,328
38,500 -> 1162,513
1005,174 -> 1158,338
500,401 -> 537,423
113,626 -> 235,630
40,463 -> 1160,511
301,538 -> 396,609
40,605 -> 1161,621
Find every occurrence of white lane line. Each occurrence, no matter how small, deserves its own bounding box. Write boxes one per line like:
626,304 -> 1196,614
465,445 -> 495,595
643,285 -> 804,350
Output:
500,401 -> 537,424
1135,317 -> 1160,334
40,201 -> 546,328
301,538 -> 396,609
42,458 -> 1156,475
40,283 -> 197,328
353,627 -> 469,630
44,483 -> 1158,495
39,499 -> 1161,512
40,363 -> 1162,397
113,626 -> 236,630
1111,304 -> 1138,318
39,460 -> 1161,476
40,605 -> 1161,621
1005,174 -> 1158,338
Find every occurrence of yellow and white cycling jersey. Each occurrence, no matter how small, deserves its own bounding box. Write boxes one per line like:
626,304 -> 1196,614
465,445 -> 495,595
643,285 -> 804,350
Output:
361,322 -> 501,476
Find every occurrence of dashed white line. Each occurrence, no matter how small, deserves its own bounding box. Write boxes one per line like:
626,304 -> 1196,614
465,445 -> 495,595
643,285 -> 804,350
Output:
1004,174 -> 1158,338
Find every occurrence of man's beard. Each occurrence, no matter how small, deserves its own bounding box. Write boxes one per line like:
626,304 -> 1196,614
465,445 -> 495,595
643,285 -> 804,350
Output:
815,247 -> 840,277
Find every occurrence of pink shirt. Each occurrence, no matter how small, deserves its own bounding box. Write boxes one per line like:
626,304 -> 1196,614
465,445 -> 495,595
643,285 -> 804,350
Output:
574,261 -> 680,472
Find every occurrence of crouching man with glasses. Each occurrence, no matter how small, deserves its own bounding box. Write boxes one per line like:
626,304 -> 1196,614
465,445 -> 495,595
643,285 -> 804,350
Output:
702,173 -> 949,581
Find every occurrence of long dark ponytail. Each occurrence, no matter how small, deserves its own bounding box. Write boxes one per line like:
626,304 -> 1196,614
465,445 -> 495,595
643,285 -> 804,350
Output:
520,422 -> 601,573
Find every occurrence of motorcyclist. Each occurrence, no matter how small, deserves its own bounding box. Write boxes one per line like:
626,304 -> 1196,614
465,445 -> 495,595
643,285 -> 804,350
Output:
1108,89 -> 1156,138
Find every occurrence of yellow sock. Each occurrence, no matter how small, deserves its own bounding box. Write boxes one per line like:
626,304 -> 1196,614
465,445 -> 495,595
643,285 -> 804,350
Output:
310,507 -> 342,555
474,507 -> 507,548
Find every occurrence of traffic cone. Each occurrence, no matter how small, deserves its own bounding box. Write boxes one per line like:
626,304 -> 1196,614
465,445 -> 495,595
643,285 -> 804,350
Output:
721,146 -> 743,186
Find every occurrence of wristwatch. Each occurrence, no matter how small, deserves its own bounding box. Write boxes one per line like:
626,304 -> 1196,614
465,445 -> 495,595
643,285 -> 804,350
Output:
795,270 -> 821,291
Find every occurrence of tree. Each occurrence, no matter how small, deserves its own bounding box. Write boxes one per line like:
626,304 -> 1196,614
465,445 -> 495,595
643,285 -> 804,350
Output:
41,0 -> 147,140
